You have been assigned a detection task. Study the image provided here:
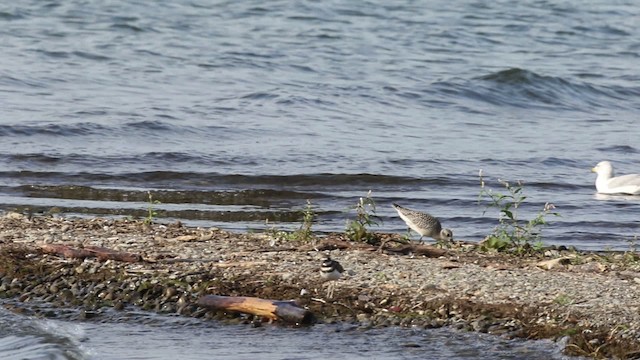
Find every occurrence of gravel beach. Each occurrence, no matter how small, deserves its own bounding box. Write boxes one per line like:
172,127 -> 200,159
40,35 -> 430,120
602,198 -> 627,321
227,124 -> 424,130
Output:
1,213 -> 639,359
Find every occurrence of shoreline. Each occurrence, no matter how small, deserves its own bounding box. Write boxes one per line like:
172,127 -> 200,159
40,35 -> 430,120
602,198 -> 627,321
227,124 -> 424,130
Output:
1,213 -> 639,359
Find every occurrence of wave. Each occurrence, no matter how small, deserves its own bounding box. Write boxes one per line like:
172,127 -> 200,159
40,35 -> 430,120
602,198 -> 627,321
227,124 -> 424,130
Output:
0,120 -> 208,138
0,170 -> 467,188
429,68 -> 640,112
0,307 -> 86,360
0,122 -> 109,137
15,185 -> 326,205
596,145 -> 639,154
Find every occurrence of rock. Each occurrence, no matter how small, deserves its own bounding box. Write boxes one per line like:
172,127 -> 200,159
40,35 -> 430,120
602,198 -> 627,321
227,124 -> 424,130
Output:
171,235 -> 199,242
536,257 -> 573,270
5,212 -> 25,220
440,261 -> 460,269
573,262 -> 606,273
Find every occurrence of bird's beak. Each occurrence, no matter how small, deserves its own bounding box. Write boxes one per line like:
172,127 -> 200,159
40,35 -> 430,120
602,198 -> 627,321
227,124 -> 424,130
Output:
591,167 -> 597,173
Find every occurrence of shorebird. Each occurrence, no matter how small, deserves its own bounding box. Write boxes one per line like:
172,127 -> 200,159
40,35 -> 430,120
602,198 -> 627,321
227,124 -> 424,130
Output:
591,161 -> 640,195
392,203 -> 453,243
320,254 -> 344,298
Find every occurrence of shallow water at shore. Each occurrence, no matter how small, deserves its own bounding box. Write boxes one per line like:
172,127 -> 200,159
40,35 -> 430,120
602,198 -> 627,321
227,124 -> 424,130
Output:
0,305 -> 574,360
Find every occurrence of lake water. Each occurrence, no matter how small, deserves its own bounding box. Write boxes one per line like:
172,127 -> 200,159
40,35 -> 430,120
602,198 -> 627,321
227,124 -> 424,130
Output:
0,0 -> 638,357
0,305 -> 573,360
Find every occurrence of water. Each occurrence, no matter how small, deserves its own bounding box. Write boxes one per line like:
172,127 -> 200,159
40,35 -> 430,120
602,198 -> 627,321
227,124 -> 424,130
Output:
1,0 -> 639,357
0,306 -> 572,360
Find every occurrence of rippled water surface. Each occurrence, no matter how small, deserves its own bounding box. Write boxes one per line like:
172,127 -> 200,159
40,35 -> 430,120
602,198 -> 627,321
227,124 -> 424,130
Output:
1,0 -> 639,357
0,306 -> 574,360
2,0 -> 640,251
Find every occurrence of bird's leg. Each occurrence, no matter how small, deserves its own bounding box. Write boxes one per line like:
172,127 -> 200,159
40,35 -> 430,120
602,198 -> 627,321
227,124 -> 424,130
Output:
327,282 -> 335,299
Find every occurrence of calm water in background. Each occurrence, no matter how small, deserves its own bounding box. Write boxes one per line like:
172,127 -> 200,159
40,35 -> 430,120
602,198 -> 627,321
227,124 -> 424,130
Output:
0,0 -> 638,358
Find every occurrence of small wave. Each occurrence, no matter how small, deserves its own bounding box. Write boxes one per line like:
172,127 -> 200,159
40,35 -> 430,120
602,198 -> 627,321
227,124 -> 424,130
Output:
0,308 -> 86,360
0,74 -> 48,88
596,145 -> 638,154
0,123 -> 109,137
240,91 -> 279,100
0,170 -> 471,191
34,49 -> 70,59
0,335 -> 74,360
432,68 -> 640,111
123,120 -> 176,132
72,51 -> 112,61
16,185 -> 325,206
0,10 -> 27,21
110,23 -> 146,32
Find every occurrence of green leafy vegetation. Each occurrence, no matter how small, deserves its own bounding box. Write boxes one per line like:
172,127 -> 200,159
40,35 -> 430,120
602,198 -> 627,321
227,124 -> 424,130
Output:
144,191 -> 161,225
478,170 -> 560,254
266,199 -> 316,242
554,293 -> 573,306
345,190 -> 382,244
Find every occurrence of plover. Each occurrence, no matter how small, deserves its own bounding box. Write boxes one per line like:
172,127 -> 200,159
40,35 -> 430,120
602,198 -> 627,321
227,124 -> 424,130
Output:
392,203 -> 453,243
320,255 -> 344,298
591,161 -> 640,195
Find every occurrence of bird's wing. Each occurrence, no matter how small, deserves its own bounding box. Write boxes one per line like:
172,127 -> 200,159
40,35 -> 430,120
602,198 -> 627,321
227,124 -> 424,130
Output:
607,174 -> 640,194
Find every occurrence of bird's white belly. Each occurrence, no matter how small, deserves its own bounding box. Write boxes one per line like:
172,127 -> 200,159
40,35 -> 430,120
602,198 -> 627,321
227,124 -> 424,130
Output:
322,270 -> 341,281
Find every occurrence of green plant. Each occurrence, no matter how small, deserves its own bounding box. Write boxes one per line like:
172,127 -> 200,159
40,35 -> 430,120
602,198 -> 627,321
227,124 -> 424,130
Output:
292,199 -> 315,242
622,235 -> 640,264
478,170 -> 560,254
144,191 -> 161,224
554,293 -> 573,306
345,190 -> 382,244
266,199 -> 316,243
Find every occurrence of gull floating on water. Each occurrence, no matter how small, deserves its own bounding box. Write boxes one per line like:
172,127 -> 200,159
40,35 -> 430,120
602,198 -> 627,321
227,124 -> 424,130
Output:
392,203 -> 453,243
591,161 -> 640,195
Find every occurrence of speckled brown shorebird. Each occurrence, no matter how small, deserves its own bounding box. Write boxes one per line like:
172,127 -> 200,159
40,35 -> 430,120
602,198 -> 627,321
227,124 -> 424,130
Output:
392,203 -> 453,243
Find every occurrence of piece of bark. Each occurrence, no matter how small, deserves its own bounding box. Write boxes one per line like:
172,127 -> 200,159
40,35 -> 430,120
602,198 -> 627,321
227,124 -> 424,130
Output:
198,295 -> 315,325
40,244 -> 142,263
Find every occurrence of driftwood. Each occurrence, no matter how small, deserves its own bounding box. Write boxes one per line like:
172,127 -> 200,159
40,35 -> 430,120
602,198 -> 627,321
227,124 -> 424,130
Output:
40,244 -> 142,263
381,241 -> 447,257
198,295 -> 314,325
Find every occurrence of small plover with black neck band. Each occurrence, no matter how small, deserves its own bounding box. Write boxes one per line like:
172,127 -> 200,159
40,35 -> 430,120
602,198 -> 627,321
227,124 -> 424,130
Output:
320,254 -> 344,298
392,203 -> 453,243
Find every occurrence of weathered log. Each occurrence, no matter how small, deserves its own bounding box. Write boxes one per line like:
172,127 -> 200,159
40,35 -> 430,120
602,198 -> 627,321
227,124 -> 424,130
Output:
382,243 -> 447,257
83,245 -> 142,262
198,295 -> 315,325
40,244 -> 142,263
40,244 -> 93,259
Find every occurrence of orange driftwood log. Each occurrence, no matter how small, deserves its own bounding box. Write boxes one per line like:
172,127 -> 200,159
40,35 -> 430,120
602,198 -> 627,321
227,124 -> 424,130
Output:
198,295 -> 314,325
40,244 -> 142,263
